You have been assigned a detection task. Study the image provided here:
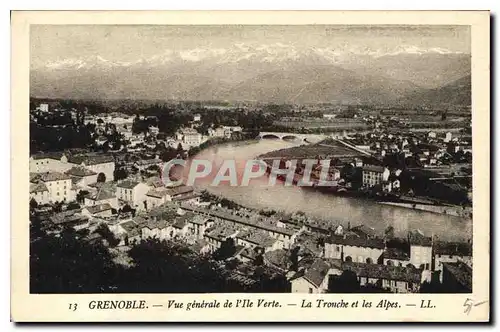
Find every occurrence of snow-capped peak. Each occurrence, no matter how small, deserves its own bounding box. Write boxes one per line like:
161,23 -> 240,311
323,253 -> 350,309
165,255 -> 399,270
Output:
36,43 -> 465,71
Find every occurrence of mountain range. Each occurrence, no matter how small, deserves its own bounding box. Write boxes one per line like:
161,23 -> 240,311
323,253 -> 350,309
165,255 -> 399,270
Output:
30,43 -> 471,106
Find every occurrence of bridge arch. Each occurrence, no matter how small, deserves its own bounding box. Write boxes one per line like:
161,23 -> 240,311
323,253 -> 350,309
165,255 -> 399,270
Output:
261,134 -> 281,140
282,135 -> 300,141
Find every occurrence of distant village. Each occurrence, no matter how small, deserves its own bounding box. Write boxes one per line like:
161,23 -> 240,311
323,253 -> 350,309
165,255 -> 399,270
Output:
29,101 -> 472,294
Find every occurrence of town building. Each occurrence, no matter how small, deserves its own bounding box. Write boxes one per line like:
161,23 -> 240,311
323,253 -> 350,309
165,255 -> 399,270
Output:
81,203 -> 113,218
65,166 -> 98,188
32,171 -> 75,203
84,187 -> 118,209
145,185 -> 196,210
29,182 -> 50,205
361,165 -> 390,187
290,258 -> 340,293
433,241 -> 473,282
49,210 -> 90,231
115,180 -> 151,211
29,152 -> 73,173
382,248 -> 411,267
67,154 -> 115,182
235,229 -> 283,252
177,128 -> 202,146
408,231 -> 433,270
134,158 -> 163,171
324,235 -> 385,264
37,103 -> 49,112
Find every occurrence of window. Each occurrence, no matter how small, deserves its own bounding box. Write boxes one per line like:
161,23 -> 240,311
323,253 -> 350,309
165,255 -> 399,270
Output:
308,288 -> 313,294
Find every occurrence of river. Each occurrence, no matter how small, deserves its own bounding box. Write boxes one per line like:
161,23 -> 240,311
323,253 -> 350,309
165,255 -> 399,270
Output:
189,139 -> 472,241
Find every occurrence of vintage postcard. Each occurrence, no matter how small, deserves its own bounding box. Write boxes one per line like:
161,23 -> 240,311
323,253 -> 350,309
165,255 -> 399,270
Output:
11,11 -> 490,322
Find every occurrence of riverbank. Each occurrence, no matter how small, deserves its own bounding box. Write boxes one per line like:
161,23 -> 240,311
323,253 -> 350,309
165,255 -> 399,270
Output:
378,201 -> 472,218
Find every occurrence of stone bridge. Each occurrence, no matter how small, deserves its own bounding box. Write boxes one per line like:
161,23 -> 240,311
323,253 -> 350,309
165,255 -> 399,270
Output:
257,132 -> 327,143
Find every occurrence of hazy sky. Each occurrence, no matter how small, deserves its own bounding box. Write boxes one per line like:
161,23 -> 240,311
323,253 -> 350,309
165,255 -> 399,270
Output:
31,25 -> 470,66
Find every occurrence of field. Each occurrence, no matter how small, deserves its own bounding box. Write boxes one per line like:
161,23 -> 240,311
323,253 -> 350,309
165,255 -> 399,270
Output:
274,120 -> 369,130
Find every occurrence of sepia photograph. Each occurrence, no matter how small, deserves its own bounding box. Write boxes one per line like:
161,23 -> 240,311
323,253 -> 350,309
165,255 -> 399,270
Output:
11,10 -> 490,322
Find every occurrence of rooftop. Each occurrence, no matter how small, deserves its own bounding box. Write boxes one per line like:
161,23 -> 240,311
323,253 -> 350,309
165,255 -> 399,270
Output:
409,230 -> 433,247
30,182 -> 48,193
237,229 -> 277,248
344,261 -> 422,283
65,166 -> 97,177
384,247 -> 410,261
30,152 -> 65,161
117,180 -> 141,189
68,154 -> 114,166
362,165 -> 386,173
302,258 -> 338,288
435,241 -> 472,257
88,188 -> 116,201
181,204 -> 296,237
39,172 -> 71,182
327,234 -> 386,250
85,203 -> 112,214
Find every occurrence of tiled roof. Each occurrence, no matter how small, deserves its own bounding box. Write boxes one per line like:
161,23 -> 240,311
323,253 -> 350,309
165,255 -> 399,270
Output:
31,152 -> 65,160
39,172 -> 71,182
146,188 -> 170,199
434,241 -> 472,257
383,247 -> 410,261
30,182 -> 48,193
85,203 -> 112,214
117,180 -> 140,189
181,204 -> 296,237
350,225 -> 377,239
68,154 -> 114,166
263,249 -> 289,270
141,217 -> 171,230
145,176 -> 164,188
327,234 -> 385,249
49,210 -> 86,225
165,185 -> 194,197
206,224 -> 238,241
409,230 -> 433,247
362,165 -> 386,173
343,261 -> 421,283
88,188 -> 116,201
66,166 -> 97,177
135,159 -> 162,166
237,229 -> 277,248
303,258 -> 332,288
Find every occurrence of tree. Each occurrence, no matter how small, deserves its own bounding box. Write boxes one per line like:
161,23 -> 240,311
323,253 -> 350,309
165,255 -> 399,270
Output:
30,227 -> 123,293
213,238 -> 236,260
113,168 -> 128,181
126,239 -> 227,293
66,201 -> 81,210
76,190 -> 89,203
95,224 -> 120,247
97,173 -> 106,183
289,246 -> 300,271
384,225 -> 395,241
30,198 -> 39,210
176,143 -> 184,156
121,204 -> 136,216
